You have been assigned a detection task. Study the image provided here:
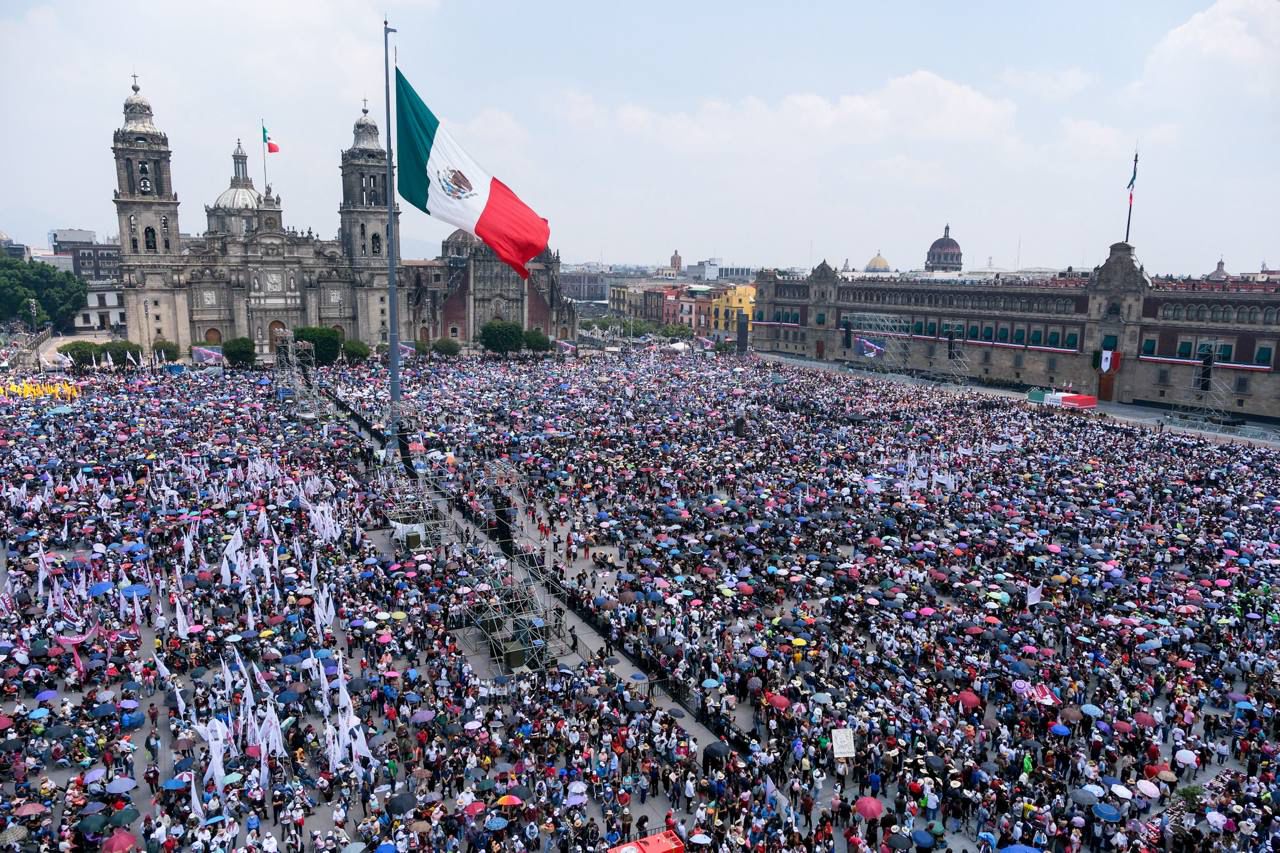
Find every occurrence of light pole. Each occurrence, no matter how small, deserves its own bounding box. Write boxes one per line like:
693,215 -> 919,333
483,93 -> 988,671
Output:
27,299 -> 37,335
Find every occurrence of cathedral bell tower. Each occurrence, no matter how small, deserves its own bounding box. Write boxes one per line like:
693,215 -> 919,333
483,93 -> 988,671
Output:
338,103 -> 394,265
112,77 -> 180,265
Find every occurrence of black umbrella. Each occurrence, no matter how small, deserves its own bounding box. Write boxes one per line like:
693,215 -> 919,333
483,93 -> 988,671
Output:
705,741 -> 732,759
888,835 -> 912,850
387,792 -> 416,815
1071,789 -> 1099,806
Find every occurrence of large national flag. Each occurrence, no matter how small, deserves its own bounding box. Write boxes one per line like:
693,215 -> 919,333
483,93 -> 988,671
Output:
262,125 -> 280,154
396,69 -> 549,279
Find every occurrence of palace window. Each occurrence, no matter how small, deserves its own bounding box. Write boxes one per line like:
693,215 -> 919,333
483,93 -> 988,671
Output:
1256,346 -> 1273,366
1141,339 -> 1156,356
1101,334 -> 1118,350
1030,329 -> 1043,345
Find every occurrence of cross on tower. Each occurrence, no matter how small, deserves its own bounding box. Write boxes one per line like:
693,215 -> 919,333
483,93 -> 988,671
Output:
131,73 -> 139,91
362,97 -> 368,114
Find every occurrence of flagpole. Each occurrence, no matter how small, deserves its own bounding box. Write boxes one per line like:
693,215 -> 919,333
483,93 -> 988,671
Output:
383,17 -> 403,461
261,119 -> 269,192
1124,150 -> 1138,244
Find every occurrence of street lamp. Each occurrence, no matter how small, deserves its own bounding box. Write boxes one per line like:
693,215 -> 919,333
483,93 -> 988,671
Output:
27,299 -> 37,335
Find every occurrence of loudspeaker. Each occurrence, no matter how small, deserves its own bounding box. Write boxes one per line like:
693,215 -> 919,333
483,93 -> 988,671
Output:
503,642 -> 526,670
947,330 -> 957,361
733,416 -> 747,438
736,313 -> 749,355
842,320 -> 852,350
1199,352 -> 1213,391
405,531 -> 422,550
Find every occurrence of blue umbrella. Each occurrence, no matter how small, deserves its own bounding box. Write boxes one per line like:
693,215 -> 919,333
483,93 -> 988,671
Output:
121,584 -> 149,598
1092,804 -> 1121,822
484,816 -> 509,831
91,704 -> 117,718
749,646 -> 768,658
999,847 -> 1040,853
630,673 -> 647,681
1080,704 -> 1103,718
27,707 -> 49,720
161,778 -> 187,791
106,777 -> 137,794
1050,723 -> 1070,736
701,679 -> 720,689
912,830 -> 935,849
89,582 -> 114,597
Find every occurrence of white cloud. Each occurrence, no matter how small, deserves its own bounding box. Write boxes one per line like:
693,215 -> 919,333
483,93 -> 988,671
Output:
1137,0 -> 1280,97
999,67 -> 1096,100
562,71 -> 1017,157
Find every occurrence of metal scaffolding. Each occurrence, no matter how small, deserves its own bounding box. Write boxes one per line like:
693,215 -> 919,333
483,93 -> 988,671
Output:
1164,340 -> 1239,432
925,331 -> 972,385
841,312 -> 912,374
454,459 -> 570,671
272,330 -> 326,423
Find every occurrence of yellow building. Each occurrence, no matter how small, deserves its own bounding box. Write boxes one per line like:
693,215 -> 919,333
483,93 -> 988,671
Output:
710,283 -> 756,339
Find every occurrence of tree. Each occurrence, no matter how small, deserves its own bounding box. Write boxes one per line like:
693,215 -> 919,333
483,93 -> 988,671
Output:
57,340 -> 101,367
478,320 -> 524,356
152,339 -> 179,363
99,339 -> 143,366
431,337 -> 461,357
0,257 -> 87,333
523,328 -> 552,352
342,339 -> 371,363
660,323 -> 694,339
413,340 -> 431,355
223,337 -> 256,368
292,326 -> 342,366
579,319 -> 595,332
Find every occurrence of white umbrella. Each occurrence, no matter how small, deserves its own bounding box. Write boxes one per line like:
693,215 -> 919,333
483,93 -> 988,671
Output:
1110,784 -> 1132,800
1136,780 -> 1160,799
1175,748 -> 1198,766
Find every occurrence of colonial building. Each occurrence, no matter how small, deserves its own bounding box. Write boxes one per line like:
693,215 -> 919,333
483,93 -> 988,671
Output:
111,80 -> 574,356
113,81 -> 404,355
401,230 -> 576,345
752,240 -> 1280,420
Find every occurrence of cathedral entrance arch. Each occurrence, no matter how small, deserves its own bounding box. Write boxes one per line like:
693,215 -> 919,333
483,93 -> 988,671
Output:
332,325 -> 345,341
559,326 -> 568,339
816,339 -> 825,360
268,321 -> 287,353
204,328 -> 222,345
419,326 -> 430,342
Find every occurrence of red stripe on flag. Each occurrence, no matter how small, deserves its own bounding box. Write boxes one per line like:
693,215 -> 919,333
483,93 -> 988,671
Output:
267,141 -> 280,153
475,178 -> 550,280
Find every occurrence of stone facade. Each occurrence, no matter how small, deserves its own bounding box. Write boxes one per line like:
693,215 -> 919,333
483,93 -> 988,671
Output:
752,241 -> 1280,421
402,231 -> 576,345
114,83 -> 405,356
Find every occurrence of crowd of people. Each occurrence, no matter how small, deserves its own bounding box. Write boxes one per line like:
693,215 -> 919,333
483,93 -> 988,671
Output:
0,351 -> 1271,853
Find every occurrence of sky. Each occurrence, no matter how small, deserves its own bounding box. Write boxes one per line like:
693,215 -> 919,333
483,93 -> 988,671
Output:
1,0 -> 1277,276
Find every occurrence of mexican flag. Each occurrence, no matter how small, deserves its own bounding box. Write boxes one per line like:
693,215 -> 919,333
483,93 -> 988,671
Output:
1092,350 -> 1122,373
395,68 -> 549,279
262,125 -> 279,153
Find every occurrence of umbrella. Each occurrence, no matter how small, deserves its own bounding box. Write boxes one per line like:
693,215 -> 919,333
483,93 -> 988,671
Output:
495,794 -> 522,806
1136,780 -> 1160,799
888,835 -> 912,850
1070,789 -> 1098,806
999,847 -> 1041,853
1092,804 -> 1121,823
106,777 -> 137,794
1111,784 -> 1132,800
0,826 -> 28,845
77,815 -> 108,833
387,792 -> 416,815
483,816 -> 508,831
1175,749 -> 1198,766
109,808 -> 141,827
912,830 -> 935,849
856,797 -> 884,820
102,830 -> 137,853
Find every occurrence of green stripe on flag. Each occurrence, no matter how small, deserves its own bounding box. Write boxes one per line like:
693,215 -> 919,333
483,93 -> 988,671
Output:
395,69 -> 441,214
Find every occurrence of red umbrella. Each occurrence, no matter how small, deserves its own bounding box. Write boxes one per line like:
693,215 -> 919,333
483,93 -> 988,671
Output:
102,830 -> 137,853
766,693 -> 791,711
855,797 -> 884,820
957,690 -> 981,710
1133,711 -> 1156,728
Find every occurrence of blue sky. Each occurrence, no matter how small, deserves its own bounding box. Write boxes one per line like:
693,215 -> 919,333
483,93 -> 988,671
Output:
1,0 -> 1276,275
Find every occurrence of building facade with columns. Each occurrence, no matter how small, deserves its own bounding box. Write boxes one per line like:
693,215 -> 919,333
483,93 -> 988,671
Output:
114,81 -> 407,356
753,240 -> 1280,420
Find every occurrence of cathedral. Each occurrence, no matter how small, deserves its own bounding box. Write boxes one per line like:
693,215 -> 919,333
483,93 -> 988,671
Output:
113,80 -> 574,356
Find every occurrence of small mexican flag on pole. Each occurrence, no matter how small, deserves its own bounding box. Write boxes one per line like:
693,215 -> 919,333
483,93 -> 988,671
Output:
262,125 -> 280,153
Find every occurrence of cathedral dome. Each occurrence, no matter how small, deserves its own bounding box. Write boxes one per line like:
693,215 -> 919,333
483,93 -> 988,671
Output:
122,81 -> 159,134
212,186 -> 262,210
925,224 -> 962,272
351,106 -> 381,151
864,251 -> 890,273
